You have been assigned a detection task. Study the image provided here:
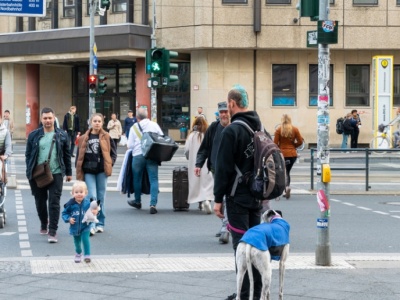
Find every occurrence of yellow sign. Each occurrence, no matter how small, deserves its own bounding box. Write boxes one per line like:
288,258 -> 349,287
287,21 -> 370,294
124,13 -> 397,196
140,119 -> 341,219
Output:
93,43 -> 97,55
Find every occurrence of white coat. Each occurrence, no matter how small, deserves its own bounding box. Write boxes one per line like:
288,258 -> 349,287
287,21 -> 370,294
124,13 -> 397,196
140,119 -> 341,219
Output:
184,131 -> 214,204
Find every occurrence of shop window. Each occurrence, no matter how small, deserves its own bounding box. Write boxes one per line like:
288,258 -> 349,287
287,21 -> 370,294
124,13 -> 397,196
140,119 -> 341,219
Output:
266,0 -> 291,4
272,64 -> 297,106
222,0 -> 247,3
353,0 -> 378,5
113,0 -> 126,12
346,65 -> 370,106
64,0 -> 75,17
309,64 -> 334,106
394,65 -> 400,106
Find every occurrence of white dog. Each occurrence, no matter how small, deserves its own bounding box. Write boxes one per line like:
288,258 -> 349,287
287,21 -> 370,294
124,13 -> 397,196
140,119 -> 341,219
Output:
235,209 -> 290,300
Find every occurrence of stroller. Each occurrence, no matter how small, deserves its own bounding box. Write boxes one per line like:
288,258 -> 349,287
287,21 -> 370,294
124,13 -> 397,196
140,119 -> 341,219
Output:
0,158 -> 7,228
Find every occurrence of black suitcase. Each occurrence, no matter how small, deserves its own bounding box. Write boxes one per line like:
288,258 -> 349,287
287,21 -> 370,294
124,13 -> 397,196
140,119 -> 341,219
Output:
172,166 -> 189,211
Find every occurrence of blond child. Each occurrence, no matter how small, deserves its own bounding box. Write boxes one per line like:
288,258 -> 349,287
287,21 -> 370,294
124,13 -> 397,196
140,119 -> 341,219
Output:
62,181 -> 98,263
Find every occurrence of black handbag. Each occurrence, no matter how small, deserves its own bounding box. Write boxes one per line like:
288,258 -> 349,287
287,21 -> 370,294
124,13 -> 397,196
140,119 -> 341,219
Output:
32,137 -> 55,188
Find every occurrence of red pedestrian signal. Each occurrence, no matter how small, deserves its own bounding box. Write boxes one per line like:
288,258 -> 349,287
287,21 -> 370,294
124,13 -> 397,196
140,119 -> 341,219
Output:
89,74 -> 97,86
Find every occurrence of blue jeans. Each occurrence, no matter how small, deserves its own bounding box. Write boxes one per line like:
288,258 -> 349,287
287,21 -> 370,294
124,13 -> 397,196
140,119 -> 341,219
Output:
341,133 -> 349,149
84,172 -> 107,227
131,154 -> 159,207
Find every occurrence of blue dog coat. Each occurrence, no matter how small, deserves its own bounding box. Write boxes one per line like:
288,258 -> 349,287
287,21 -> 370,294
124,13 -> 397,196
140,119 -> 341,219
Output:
239,218 -> 290,261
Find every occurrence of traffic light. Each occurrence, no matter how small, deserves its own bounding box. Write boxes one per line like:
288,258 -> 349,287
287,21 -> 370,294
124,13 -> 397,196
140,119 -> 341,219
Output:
89,74 -> 97,97
297,0 -> 319,21
146,48 -> 164,75
161,49 -> 179,86
100,0 -> 110,10
98,75 -> 107,95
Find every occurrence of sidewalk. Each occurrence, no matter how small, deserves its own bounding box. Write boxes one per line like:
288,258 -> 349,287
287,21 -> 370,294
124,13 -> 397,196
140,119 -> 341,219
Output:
0,253 -> 399,299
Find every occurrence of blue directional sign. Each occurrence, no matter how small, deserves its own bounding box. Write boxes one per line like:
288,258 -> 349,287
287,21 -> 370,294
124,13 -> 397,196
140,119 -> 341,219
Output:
0,0 -> 46,17
93,56 -> 98,70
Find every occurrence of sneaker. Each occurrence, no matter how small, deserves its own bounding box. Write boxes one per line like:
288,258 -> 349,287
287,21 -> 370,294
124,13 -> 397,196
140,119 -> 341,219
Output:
48,234 -> 58,243
96,226 -> 104,233
225,293 -> 237,300
84,255 -> 91,263
215,232 -> 222,237
203,200 -> 212,214
219,232 -> 230,244
40,229 -> 48,235
150,206 -> 158,214
90,228 -> 96,236
74,253 -> 82,263
127,200 -> 142,209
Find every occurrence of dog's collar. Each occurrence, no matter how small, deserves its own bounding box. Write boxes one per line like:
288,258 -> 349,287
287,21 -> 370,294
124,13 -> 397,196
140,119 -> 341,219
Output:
269,215 -> 282,222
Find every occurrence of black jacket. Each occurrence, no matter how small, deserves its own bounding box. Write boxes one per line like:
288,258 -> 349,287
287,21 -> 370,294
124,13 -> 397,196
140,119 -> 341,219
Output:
62,112 -> 80,133
25,127 -> 72,180
214,111 -> 262,206
343,118 -> 353,135
195,120 -> 220,172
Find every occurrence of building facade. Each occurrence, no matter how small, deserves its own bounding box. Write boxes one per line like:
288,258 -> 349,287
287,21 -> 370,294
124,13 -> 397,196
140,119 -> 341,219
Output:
1,0 -> 400,146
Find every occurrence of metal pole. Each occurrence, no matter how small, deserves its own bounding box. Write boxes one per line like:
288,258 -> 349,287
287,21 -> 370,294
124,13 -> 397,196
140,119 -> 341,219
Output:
315,0 -> 332,266
150,0 -> 157,122
88,0 -> 96,122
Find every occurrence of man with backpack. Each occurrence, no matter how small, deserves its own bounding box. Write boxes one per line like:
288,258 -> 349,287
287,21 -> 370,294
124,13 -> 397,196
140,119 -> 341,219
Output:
341,113 -> 354,150
213,85 -> 263,300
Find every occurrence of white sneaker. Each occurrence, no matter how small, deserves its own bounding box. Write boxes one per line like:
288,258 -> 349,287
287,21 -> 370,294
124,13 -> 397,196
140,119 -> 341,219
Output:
96,226 -> 104,233
90,228 -> 96,236
203,200 -> 212,214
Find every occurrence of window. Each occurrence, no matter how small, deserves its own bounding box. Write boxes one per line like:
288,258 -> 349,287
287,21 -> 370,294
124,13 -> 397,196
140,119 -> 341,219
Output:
353,0 -> 378,5
394,65 -> 400,106
64,0 -> 75,17
272,65 -> 297,106
266,0 -> 290,3
330,0 -> 335,4
113,0 -> 126,12
397,0 -> 400,5
309,65 -> 334,106
346,65 -> 370,106
222,0 -> 247,3
40,0 -> 52,20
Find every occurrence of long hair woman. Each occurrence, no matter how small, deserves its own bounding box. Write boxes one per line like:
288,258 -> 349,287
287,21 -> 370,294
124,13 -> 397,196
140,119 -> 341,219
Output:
273,114 -> 303,199
184,116 -> 214,213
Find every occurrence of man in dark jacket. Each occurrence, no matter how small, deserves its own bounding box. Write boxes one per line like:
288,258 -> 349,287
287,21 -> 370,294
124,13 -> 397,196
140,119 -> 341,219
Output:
195,101 -> 230,244
62,106 -> 80,157
26,107 -> 72,243
341,113 -> 353,150
213,85 -> 263,300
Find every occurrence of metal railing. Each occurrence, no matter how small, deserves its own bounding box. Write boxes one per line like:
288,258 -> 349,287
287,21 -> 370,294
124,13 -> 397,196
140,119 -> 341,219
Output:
310,148 -> 400,191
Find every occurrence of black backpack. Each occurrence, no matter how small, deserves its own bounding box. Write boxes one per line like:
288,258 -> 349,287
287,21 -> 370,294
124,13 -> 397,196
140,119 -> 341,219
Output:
230,120 -> 287,200
336,117 -> 344,134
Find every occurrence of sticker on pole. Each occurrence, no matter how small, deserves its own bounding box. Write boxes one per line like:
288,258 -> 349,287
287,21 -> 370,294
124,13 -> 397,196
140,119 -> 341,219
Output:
317,189 -> 330,212
317,218 -> 329,228
322,21 -> 335,33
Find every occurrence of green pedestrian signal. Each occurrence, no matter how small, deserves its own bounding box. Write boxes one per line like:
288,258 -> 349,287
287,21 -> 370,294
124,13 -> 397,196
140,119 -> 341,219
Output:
100,0 -> 110,10
145,48 -> 163,75
98,75 -> 107,95
145,48 -> 179,87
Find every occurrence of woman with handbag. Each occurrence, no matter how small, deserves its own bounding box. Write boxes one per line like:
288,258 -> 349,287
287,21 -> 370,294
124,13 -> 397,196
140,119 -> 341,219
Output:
75,113 -> 117,235
273,114 -> 303,199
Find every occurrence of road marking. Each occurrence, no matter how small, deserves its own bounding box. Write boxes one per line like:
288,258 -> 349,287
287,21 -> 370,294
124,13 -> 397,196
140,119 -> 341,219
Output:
358,206 -> 372,210
342,202 -> 356,206
14,189 -> 32,257
372,211 -> 389,215
391,215 -> 400,219
0,232 -> 15,236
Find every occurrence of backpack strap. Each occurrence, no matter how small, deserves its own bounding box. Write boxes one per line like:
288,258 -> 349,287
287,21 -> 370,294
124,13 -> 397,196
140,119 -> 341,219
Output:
230,165 -> 243,197
132,123 -> 142,139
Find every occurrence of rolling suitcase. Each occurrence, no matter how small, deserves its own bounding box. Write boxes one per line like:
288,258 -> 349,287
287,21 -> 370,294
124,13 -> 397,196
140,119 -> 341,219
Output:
172,166 -> 189,211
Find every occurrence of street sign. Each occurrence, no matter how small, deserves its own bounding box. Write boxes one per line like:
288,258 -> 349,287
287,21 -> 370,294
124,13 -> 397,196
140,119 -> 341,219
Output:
93,56 -> 98,70
307,30 -> 318,48
93,43 -> 97,56
0,0 -> 46,17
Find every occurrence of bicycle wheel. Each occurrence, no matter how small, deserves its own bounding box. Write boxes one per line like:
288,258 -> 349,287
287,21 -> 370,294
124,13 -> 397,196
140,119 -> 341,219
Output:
370,136 -> 391,154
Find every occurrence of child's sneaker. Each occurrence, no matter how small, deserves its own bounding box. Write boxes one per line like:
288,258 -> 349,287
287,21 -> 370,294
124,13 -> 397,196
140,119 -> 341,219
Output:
84,255 -> 91,263
74,253 -> 82,263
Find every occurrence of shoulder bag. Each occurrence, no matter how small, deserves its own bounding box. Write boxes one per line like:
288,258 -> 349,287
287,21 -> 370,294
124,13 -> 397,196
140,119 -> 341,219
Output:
32,136 -> 55,188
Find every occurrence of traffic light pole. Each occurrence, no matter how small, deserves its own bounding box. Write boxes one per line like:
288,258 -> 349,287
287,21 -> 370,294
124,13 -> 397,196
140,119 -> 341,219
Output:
316,0 -> 332,266
88,0 -> 96,122
150,0 -> 157,122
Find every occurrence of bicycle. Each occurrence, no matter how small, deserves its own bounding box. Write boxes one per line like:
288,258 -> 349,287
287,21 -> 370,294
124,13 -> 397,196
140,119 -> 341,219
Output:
369,124 -> 391,154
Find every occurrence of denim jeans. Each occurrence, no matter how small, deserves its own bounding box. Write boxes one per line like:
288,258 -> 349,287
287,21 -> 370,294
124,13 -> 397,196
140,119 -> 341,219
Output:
67,130 -> 77,155
30,173 -> 64,235
131,154 -> 159,207
84,172 -> 107,227
341,133 -> 349,149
